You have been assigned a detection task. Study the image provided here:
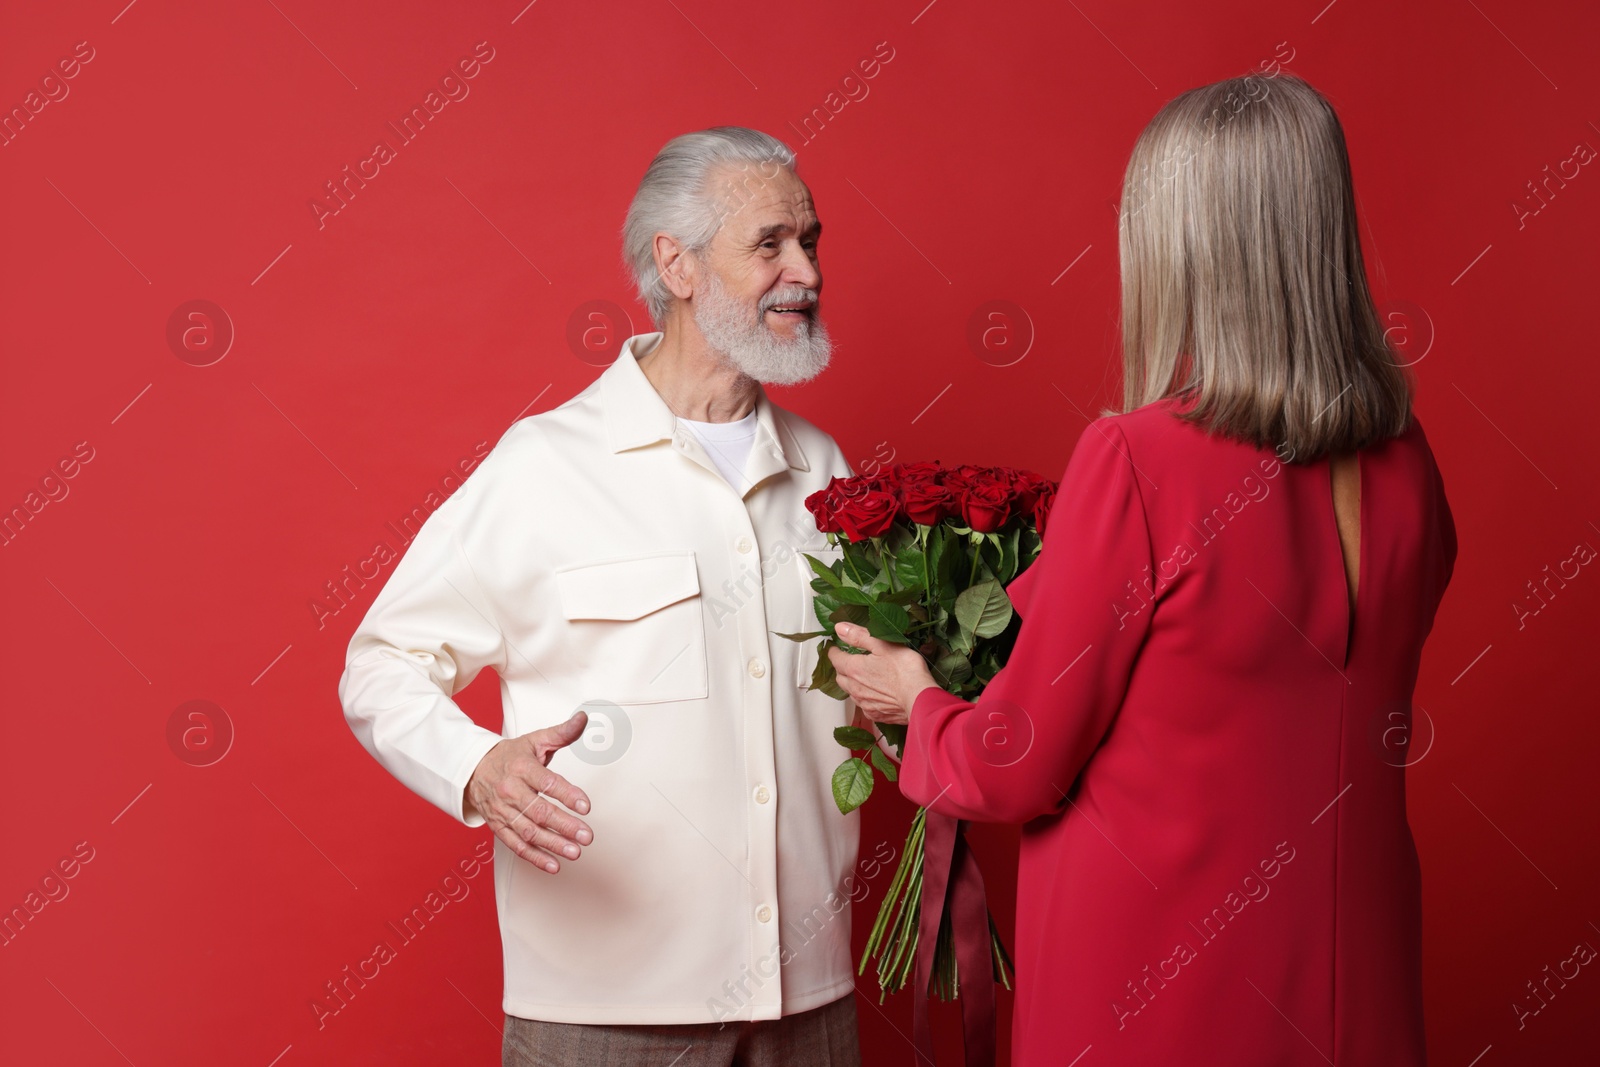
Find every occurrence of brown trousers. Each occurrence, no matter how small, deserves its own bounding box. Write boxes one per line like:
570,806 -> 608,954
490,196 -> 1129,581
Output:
502,993 -> 861,1067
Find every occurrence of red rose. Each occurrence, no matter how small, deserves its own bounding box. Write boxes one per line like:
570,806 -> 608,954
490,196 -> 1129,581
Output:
1010,469 -> 1051,512
804,482 -> 847,535
835,488 -> 900,541
1031,482 -> 1057,536
887,460 -> 944,485
944,463 -> 988,490
900,479 -> 957,524
840,472 -> 890,501
962,480 -> 1013,532
966,469 -> 1014,501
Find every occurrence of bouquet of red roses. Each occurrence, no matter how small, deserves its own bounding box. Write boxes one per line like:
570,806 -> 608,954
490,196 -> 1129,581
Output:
782,460 -> 1057,1005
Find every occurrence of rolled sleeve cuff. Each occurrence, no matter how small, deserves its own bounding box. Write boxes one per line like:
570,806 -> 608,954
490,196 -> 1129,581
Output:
450,727 -> 508,828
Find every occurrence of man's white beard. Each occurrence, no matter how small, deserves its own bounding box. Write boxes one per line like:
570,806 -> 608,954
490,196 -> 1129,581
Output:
693,268 -> 832,386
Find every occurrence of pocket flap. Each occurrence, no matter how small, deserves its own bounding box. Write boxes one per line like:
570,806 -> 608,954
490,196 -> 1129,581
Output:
555,553 -> 700,621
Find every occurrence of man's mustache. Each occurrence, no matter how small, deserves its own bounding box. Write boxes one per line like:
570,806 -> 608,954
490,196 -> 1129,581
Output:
759,289 -> 820,313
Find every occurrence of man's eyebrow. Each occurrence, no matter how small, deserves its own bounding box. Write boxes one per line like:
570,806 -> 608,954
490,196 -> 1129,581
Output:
752,219 -> 823,241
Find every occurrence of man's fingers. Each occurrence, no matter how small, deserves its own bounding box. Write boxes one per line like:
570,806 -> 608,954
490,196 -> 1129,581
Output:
496,774 -> 578,835
517,815 -> 586,864
516,770 -> 592,846
490,781 -> 588,863
494,824 -> 566,874
531,763 -> 592,823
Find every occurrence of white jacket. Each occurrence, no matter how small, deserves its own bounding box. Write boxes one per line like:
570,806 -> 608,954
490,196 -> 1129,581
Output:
338,333 -> 860,1023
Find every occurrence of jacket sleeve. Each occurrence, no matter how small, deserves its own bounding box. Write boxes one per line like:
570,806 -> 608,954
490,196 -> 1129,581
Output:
338,502 -> 508,828
898,418 -> 1155,823
1434,457 -> 1457,590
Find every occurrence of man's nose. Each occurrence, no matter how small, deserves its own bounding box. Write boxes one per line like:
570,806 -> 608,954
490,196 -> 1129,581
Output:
780,244 -> 821,292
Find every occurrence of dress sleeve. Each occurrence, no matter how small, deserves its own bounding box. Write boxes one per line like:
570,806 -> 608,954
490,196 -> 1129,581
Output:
898,419 -> 1155,824
338,505 -> 508,828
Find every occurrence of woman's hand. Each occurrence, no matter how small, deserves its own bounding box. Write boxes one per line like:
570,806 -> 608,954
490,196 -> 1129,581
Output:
827,622 -> 940,726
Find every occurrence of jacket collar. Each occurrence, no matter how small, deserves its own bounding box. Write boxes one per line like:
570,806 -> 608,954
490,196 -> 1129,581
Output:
600,333 -> 811,479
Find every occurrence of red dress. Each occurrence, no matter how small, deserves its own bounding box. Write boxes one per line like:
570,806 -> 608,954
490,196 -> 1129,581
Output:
900,395 -> 1457,1066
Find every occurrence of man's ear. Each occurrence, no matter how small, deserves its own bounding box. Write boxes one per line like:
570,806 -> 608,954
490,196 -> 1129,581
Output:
653,234 -> 697,303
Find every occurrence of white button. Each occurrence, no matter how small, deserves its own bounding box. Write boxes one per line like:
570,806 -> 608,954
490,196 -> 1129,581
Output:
757,905 -> 772,922
755,786 -> 770,804
748,658 -> 767,678
736,536 -> 753,553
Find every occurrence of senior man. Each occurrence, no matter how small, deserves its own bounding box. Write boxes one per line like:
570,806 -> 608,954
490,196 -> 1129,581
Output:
339,127 -> 864,1066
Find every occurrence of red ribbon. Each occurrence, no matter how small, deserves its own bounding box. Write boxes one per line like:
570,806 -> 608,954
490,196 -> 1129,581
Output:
912,810 -> 998,1067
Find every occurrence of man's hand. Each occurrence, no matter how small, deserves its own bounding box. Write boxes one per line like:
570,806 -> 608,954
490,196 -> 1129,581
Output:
465,711 -> 593,874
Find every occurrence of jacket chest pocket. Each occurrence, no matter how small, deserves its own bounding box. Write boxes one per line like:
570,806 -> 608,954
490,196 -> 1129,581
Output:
791,541 -> 845,690
554,552 -> 708,704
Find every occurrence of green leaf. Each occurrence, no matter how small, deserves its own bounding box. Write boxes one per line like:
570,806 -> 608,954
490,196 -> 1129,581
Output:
893,549 -> 927,589
771,629 -> 828,642
851,547 -> 889,588
875,722 -> 908,761
833,585 -> 876,605
999,526 -> 1020,582
868,743 -> 899,782
887,523 -> 919,555
866,600 -> 914,645
956,579 -> 1014,639
828,603 -> 869,632
931,649 -> 973,688
808,638 -> 848,700
834,725 -> 878,749
926,526 -> 954,607
832,757 -> 875,814
806,553 -> 844,589
811,591 -> 842,622
1020,526 -> 1042,563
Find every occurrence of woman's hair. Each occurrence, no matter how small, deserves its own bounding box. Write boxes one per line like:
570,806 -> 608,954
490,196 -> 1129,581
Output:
1115,73 -> 1412,462
622,126 -> 797,328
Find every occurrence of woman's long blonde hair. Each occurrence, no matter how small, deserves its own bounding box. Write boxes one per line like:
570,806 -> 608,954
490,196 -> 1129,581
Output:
1116,73 -> 1412,462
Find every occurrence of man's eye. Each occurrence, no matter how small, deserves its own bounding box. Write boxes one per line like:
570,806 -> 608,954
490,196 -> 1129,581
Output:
760,240 -> 778,250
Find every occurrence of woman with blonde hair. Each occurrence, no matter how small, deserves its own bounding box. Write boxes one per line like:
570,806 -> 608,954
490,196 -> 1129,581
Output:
831,73 -> 1455,1065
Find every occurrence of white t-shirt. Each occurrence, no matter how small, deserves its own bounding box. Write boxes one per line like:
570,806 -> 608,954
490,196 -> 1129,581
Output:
677,409 -> 758,490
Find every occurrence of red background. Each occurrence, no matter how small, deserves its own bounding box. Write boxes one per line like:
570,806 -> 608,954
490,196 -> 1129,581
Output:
2,1 -> 1596,1064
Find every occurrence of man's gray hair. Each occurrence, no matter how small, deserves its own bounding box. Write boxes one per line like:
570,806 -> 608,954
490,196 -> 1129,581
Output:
622,126 -> 798,328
